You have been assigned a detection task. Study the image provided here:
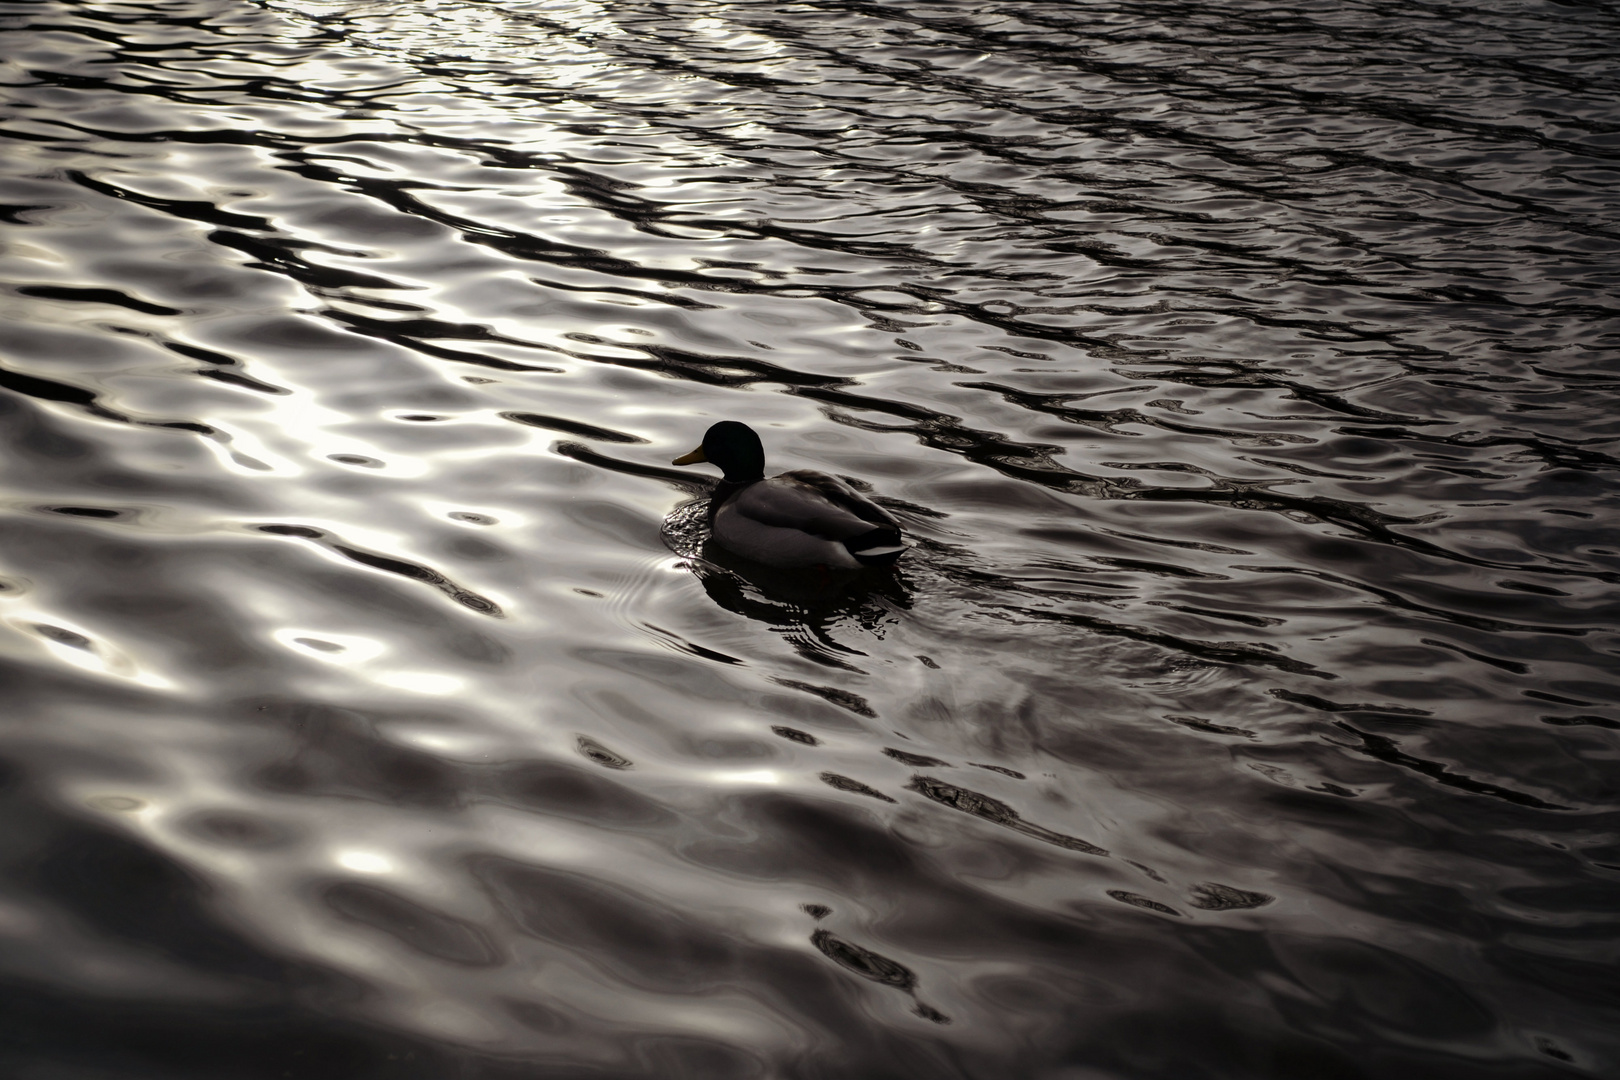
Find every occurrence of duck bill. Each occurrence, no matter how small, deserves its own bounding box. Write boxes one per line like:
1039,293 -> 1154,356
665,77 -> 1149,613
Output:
672,446 -> 707,466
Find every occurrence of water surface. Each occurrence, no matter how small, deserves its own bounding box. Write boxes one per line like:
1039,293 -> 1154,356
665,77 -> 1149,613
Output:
2,0 -> 1618,1077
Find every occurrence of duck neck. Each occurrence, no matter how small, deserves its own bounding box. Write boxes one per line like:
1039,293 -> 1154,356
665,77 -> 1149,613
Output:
708,476 -> 761,520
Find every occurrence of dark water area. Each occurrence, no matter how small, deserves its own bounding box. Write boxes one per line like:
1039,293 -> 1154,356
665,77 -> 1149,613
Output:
2,0 -> 1619,1076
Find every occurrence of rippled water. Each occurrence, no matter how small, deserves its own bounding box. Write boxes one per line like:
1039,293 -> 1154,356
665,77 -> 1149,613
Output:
3,0 -> 1618,1076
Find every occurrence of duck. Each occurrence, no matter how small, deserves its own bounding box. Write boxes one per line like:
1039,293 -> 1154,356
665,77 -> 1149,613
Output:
672,421 -> 907,569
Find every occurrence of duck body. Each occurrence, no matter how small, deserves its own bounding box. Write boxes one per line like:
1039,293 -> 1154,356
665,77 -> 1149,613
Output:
674,422 -> 907,570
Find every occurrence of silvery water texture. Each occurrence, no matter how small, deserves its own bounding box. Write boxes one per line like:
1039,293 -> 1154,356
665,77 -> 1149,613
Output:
0,0 -> 1617,1077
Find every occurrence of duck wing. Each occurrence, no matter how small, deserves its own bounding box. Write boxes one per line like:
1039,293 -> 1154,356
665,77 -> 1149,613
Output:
731,471 -> 899,539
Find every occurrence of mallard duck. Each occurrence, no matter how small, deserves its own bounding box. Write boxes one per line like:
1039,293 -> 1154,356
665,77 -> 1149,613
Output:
672,422 -> 907,569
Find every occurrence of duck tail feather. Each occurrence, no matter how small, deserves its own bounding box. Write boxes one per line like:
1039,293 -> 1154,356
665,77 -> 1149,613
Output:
845,527 -> 907,567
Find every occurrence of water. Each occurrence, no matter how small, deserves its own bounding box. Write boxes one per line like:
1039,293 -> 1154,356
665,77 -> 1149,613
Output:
2,0 -> 1618,1076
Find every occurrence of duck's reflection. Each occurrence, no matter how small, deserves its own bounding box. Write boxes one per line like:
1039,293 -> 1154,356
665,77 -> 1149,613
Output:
686,540 -> 914,662
663,495 -> 911,668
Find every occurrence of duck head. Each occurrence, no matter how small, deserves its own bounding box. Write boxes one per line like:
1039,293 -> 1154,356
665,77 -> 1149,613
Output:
672,421 -> 766,482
